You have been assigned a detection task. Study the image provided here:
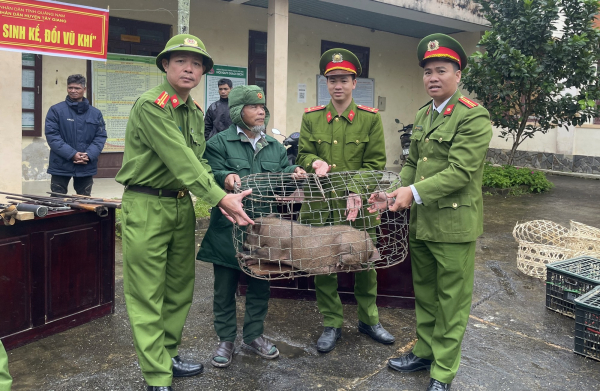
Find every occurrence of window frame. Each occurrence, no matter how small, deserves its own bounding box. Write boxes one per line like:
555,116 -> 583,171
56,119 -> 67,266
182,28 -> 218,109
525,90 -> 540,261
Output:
22,54 -> 43,137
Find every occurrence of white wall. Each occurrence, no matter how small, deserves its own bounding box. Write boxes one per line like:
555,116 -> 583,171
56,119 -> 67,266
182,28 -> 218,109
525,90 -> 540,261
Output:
15,0 -> 486,178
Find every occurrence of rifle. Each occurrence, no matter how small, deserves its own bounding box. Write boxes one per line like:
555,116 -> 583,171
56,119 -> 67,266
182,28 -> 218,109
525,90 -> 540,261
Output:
46,192 -> 122,208
0,192 -> 109,217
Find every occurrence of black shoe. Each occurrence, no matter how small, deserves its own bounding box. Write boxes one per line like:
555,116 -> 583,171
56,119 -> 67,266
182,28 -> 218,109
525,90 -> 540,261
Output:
147,387 -> 173,391
171,355 -> 203,377
427,378 -> 451,391
316,327 -> 341,353
358,321 -> 395,344
388,352 -> 432,372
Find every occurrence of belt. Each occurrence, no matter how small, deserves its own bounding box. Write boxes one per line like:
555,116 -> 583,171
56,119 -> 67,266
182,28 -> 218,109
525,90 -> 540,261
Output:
126,185 -> 189,199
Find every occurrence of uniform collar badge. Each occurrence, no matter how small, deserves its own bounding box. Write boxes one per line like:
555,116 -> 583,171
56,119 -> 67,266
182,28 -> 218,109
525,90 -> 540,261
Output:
326,111 -> 333,123
427,40 -> 440,52
184,38 -> 198,47
171,94 -> 180,108
332,53 -> 343,63
348,109 -> 355,122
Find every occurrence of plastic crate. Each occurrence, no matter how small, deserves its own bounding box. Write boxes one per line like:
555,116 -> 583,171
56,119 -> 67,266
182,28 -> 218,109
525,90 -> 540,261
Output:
545,256 -> 600,318
574,286 -> 600,361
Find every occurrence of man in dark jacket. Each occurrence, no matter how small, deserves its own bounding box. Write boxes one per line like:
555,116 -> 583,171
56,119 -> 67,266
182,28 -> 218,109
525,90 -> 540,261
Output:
45,74 -> 106,196
204,78 -> 233,140
197,85 -> 305,368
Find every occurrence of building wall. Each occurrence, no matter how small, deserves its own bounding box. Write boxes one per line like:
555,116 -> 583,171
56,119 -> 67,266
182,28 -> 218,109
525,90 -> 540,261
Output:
17,0 -> 484,181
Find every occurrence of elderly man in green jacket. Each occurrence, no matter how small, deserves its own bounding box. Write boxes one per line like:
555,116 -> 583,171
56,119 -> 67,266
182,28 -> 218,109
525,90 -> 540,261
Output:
296,48 -> 395,353
370,34 -> 493,391
197,85 -> 306,368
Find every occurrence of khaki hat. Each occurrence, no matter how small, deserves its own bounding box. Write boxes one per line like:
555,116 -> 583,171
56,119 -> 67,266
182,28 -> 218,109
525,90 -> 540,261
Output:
155,34 -> 214,74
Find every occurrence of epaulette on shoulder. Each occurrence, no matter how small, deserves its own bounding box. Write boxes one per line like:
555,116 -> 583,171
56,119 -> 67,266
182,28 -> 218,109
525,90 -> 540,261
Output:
304,105 -> 326,113
356,104 -> 379,113
154,91 -> 170,109
419,100 -> 433,110
193,99 -> 204,115
458,96 -> 479,109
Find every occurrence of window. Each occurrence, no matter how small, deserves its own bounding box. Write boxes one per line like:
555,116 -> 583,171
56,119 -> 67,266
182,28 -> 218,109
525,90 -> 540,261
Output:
248,31 -> 268,96
22,53 -> 42,137
321,40 -> 370,78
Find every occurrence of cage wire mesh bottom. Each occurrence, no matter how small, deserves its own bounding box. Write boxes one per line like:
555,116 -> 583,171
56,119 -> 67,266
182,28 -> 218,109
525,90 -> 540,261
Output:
233,170 -> 408,280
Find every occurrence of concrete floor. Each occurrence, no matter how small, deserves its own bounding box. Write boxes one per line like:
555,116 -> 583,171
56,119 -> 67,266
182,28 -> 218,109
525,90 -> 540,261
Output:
7,175 -> 600,390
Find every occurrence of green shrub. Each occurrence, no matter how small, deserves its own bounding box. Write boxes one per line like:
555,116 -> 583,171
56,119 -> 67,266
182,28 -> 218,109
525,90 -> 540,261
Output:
115,198 -> 212,237
482,163 -> 554,194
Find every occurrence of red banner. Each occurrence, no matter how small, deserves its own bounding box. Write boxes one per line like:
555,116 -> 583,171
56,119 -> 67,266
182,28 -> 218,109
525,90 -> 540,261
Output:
0,0 -> 109,60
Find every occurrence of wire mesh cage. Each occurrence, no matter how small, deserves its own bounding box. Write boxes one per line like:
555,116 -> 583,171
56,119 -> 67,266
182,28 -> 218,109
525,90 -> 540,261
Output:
233,170 -> 409,280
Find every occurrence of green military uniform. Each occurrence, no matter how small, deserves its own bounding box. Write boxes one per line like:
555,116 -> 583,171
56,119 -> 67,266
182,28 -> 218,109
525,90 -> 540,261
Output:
400,34 -> 493,384
0,340 -> 12,390
297,69 -> 386,328
197,85 -> 298,346
115,35 -> 226,386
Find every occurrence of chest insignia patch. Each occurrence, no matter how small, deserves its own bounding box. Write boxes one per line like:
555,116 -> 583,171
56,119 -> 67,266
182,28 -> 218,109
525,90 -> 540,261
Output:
348,109 -> 355,122
171,94 -> 181,108
326,111 -> 333,123
357,104 -> 379,113
458,96 -> 479,108
154,91 -> 169,108
444,104 -> 455,116
414,125 -> 423,131
304,105 -> 326,113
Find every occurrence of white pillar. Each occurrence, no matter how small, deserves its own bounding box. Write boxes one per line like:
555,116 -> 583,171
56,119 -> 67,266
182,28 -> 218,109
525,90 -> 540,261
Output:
178,0 -> 190,35
266,0 -> 289,136
0,51 -> 23,199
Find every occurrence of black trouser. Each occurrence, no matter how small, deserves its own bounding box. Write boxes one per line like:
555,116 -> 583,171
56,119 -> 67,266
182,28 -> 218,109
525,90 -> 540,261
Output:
50,175 -> 94,196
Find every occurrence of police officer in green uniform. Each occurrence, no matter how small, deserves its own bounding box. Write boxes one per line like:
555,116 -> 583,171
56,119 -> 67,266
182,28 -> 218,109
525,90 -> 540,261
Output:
0,340 -> 12,390
369,34 -> 492,391
197,85 -> 306,368
296,48 -> 395,353
115,34 -> 254,391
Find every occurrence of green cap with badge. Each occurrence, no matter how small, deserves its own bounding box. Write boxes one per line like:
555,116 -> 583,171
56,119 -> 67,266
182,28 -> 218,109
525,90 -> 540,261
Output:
417,33 -> 468,70
319,48 -> 362,77
228,85 -> 270,129
155,34 -> 214,74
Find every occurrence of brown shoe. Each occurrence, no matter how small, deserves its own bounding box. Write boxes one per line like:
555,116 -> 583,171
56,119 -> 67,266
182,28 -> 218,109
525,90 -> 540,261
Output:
211,341 -> 235,368
242,335 -> 279,359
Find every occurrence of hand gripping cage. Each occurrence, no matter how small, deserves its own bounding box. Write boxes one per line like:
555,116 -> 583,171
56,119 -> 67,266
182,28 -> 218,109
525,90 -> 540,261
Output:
233,170 -> 409,280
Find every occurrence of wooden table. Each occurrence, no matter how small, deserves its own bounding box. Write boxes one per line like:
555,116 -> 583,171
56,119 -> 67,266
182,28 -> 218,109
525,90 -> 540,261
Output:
0,209 -> 115,350
239,210 -> 414,309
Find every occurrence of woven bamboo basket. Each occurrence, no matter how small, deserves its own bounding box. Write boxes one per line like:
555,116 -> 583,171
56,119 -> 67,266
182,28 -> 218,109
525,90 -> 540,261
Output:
570,220 -> 600,240
564,235 -> 600,258
513,220 -> 571,279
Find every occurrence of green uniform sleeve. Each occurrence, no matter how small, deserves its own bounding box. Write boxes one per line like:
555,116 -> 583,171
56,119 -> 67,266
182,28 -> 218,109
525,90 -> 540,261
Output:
278,142 -> 299,174
136,101 -> 227,206
297,114 -> 321,173
413,107 -> 492,205
204,136 -> 235,189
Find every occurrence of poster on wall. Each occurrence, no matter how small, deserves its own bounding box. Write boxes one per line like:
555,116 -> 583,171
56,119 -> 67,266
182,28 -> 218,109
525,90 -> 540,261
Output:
92,54 -> 164,152
316,75 -> 375,107
0,0 -> 109,60
204,65 -> 247,111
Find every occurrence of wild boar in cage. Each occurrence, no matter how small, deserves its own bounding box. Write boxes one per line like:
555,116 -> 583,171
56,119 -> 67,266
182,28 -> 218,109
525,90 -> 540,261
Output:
233,170 -> 409,280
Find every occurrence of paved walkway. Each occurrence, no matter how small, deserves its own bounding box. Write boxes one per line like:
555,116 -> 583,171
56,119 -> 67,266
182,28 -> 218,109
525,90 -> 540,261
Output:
7,174 -> 600,390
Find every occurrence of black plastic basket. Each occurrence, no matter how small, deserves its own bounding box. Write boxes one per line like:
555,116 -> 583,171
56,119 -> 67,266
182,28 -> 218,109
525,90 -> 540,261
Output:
574,286 -> 600,361
545,256 -> 600,318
